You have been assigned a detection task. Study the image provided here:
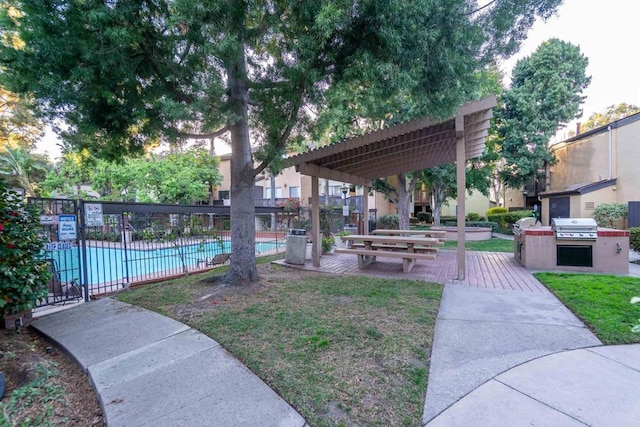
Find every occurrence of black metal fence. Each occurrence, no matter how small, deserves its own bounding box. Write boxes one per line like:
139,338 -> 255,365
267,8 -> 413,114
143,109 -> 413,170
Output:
28,198 -> 286,306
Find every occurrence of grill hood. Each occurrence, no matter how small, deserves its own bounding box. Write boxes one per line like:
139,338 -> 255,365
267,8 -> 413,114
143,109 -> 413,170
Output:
552,218 -> 598,240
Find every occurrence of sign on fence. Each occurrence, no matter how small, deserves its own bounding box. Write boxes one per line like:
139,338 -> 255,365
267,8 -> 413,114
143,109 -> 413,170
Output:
45,242 -> 73,251
39,215 -> 59,225
58,214 -> 78,241
85,203 -> 104,227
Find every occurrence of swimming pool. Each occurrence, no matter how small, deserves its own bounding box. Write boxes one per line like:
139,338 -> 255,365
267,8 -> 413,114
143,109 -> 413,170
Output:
47,240 -> 285,286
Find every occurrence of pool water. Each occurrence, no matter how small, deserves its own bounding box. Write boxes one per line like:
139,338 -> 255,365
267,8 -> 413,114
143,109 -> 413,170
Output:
47,240 -> 284,285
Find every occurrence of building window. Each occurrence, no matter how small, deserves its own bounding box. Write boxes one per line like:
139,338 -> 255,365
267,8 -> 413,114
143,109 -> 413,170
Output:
218,190 -> 230,200
264,187 -> 283,199
289,186 -> 300,198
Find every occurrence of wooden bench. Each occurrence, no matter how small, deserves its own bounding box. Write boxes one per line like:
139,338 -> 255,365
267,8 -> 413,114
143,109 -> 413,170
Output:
348,243 -> 439,253
334,247 -> 436,273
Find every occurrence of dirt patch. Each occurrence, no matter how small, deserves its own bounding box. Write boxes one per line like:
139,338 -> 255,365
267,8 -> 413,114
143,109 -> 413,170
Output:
173,263 -> 310,320
0,327 -> 104,426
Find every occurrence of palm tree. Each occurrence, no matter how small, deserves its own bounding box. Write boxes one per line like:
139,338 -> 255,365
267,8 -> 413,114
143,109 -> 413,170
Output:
0,146 -> 50,197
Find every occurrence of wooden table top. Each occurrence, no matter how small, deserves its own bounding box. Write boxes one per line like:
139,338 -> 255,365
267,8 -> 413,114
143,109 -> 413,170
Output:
372,229 -> 446,237
342,234 -> 440,245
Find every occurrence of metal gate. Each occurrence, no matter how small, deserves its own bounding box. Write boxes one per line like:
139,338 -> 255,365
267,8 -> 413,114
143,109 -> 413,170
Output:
28,197 -> 87,307
629,201 -> 640,228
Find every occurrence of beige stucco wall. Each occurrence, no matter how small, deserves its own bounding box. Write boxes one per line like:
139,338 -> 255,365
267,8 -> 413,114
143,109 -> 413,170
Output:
441,190 -> 492,217
215,155 -> 232,198
550,117 -> 640,203
504,187 -> 527,210
613,120 -> 640,203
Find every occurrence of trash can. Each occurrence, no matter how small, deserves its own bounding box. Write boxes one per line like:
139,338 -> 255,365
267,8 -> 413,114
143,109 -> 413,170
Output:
343,224 -> 358,234
285,229 -> 307,265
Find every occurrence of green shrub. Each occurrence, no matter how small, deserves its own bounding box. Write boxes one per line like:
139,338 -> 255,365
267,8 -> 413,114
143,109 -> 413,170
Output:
417,212 -> 432,223
594,202 -> 627,228
379,214 -> 399,229
410,217 -> 419,225
630,227 -> 640,252
487,210 -> 533,228
467,212 -> 481,221
486,207 -> 508,216
0,181 -> 50,317
321,235 -> 335,252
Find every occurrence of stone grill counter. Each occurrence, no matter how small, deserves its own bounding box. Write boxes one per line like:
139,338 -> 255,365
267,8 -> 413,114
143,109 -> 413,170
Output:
514,226 -> 629,274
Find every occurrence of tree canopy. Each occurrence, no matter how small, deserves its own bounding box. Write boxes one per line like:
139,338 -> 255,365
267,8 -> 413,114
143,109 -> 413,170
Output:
0,88 -> 44,150
42,148 -> 221,204
581,103 -> 640,132
0,0 -> 563,284
496,38 -> 590,189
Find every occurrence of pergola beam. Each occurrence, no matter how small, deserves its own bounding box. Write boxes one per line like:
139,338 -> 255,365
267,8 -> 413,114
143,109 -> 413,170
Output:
297,162 -> 371,187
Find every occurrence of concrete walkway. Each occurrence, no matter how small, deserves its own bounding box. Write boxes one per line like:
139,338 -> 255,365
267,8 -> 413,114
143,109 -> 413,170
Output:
31,298 -> 306,427
423,247 -> 640,425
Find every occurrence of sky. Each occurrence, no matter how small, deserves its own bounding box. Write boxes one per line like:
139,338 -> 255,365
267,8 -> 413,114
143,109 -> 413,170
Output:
499,0 -> 640,140
36,0 -> 640,159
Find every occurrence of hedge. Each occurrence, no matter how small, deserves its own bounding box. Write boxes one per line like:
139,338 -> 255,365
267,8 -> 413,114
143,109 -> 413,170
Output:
486,207 -> 508,216
417,211 -> 433,223
487,210 -> 534,228
631,227 -> 640,252
379,214 -> 399,229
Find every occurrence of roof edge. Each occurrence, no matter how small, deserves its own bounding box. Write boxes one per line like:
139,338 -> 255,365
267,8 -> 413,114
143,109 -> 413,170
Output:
539,178 -> 617,198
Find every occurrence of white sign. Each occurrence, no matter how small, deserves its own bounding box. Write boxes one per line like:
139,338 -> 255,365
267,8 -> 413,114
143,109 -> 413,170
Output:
58,214 -> 77,241
85,203 -> 104,227
342,205 -> 349,216
39,215 -> 59,225
45,242 -> 73,251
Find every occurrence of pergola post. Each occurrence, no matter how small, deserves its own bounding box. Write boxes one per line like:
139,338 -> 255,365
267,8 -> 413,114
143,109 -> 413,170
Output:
455,114 -> 466,280
311,175 -> 321,267
362,186 -> 369,235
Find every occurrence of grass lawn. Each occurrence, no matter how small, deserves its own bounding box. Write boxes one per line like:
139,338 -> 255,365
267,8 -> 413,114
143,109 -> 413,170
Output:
117,254 -> 442,426
442,237 -> 513,252
535,272 -> 640,345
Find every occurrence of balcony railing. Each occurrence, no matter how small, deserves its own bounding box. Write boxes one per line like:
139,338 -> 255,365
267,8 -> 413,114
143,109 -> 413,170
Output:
212,197 -> 301,207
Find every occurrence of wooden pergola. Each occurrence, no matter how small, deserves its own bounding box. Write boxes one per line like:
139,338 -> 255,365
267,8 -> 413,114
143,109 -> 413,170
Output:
287,96 -> 497,279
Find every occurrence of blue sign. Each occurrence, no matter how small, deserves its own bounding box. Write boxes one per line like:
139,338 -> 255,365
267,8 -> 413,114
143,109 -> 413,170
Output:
58,214 -> 77,241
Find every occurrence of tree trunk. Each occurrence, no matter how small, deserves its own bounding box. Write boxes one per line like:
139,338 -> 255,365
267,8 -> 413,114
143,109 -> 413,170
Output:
270,173 -> 276,231
396,174 -> 412,230
224,51 -> 259,285
432,184 -> 446,226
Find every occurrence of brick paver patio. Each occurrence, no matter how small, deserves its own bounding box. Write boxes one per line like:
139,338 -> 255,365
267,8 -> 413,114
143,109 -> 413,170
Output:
275,249 -> 547,293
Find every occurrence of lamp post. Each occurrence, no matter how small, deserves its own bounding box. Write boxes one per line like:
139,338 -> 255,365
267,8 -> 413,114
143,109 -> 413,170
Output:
341,184 -> 349,222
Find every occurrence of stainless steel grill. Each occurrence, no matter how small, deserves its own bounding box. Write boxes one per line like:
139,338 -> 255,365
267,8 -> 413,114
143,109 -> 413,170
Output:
551,218 -> 598,240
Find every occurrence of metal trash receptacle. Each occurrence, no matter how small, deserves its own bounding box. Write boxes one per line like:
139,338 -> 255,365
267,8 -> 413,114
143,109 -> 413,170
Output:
343,225 -> 358,234
285,229 -> 307,265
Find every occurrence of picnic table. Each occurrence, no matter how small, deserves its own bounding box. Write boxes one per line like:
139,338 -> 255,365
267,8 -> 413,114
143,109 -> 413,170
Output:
371,228 -> 447,242
334,234 -> 443,273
